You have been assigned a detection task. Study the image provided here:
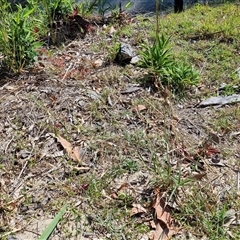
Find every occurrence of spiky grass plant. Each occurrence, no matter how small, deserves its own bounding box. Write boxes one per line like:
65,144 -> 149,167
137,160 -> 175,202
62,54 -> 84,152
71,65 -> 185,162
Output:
139,33 -> 199,95
0,1 -> 41,73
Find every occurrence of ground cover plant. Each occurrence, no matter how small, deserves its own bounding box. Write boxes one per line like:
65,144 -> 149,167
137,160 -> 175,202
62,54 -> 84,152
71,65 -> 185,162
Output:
138,33 -> 199,96
0,1 -> 239,240
0,0 -> 41,73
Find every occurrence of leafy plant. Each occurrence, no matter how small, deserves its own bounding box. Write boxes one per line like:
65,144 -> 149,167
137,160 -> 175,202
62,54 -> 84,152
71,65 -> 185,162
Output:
139,33 -> 199,95
0,1 -> 41,73
139,34 -> 173,76
125,1 -> 132,11
220,83 -> 239,96
161,62 -> 200,94
121,158 -> 139,173
107,40 -> 120,63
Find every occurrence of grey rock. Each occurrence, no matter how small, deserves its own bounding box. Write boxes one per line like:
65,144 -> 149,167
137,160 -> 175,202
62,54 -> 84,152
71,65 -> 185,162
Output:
116,42 -> 135,63
198,94 -> 240,107
130,55 -> 140,65
85,89 -> 101,100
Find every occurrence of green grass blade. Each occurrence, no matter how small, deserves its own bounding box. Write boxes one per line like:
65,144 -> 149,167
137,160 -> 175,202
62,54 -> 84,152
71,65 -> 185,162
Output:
38,204 -> 67,240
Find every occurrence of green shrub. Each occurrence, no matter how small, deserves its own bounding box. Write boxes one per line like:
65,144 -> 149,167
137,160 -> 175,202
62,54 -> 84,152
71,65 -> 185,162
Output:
25,0 -> 75,42
139,34 -> 199,95
0,1 -> 41,73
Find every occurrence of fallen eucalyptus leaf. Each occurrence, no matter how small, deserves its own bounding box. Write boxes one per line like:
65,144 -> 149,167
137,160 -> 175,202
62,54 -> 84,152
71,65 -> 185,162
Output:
56,135 -> 81,164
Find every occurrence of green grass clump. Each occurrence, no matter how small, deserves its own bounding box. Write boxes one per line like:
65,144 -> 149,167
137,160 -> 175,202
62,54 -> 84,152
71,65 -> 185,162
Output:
0,1 -> 41,73
138,33 -> 199,96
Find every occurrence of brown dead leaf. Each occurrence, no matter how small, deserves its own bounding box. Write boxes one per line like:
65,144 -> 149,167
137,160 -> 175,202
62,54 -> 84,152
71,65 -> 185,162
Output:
190,173 -> 207,180
130,203 -> 147,217
152,192 -> 178,240
132,105 -> 147,113
4,195 -> 24,213
109,26 -> 117,34
197,145 -> 220,158
132,104 -> 147,118
161,87 -> 171,100
117,182 -> 131,192
153,194 -> 172,226
154,222 -> 177,240
110,192 -> 118,199
56,135 -> 81,164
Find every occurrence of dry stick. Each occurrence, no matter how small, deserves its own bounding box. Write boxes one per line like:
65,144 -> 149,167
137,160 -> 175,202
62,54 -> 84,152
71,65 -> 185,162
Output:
184,118 -> 203,137
10,140 -> 35,195
156,0 -> 160,35
1,228 -> 22,238
4,136 -> 14,154
10,160 -> 28,196
19,165 -> 62,190
62,62 -> 73,81
142,96 -> 164,117
17,161 -> 28,180
0,83 -> 24,101
4,218 -> 36,239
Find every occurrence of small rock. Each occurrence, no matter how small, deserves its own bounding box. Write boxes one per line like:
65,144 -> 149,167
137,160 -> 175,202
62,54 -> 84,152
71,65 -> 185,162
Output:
17,150 -> 31,159
116,43 -> 135,64
230,131 -> 240,139
130,55 -> 140,65
93,59 -> 103,68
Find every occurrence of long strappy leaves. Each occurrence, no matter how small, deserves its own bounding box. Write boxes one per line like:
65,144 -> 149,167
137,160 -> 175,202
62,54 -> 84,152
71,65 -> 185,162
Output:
38,204 -> 67,240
